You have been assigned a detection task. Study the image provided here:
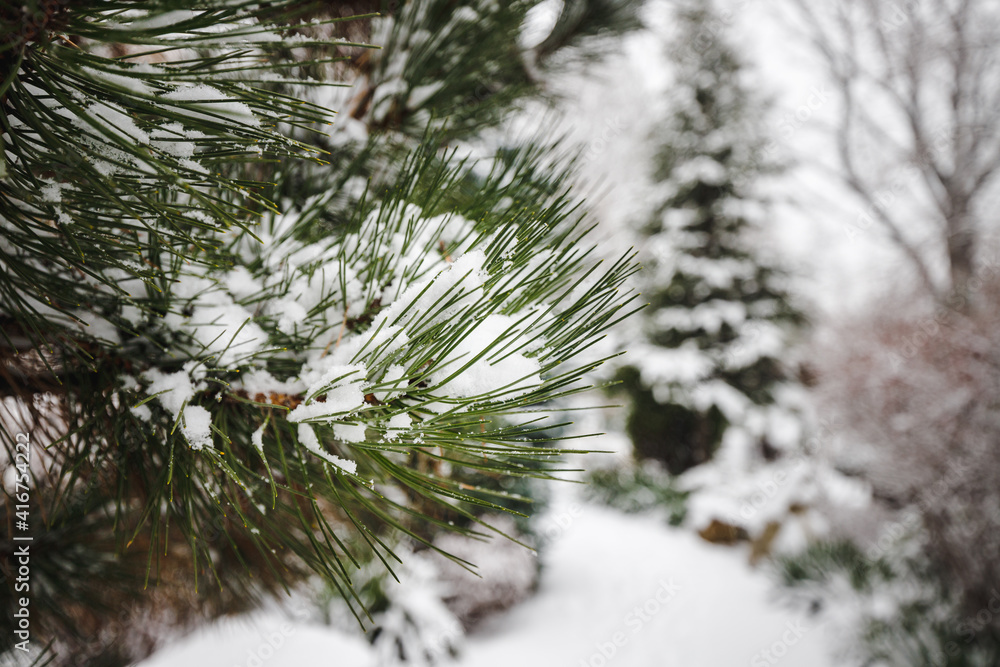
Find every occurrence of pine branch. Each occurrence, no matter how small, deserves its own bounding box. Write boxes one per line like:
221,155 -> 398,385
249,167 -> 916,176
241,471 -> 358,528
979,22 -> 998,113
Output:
0,3 -> 642,662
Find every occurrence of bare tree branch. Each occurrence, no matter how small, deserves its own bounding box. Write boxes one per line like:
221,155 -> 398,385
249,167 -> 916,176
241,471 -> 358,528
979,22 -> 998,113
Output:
789,0 -> 1000,305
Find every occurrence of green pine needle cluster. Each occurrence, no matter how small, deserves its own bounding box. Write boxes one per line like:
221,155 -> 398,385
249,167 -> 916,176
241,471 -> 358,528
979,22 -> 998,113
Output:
0,0 -> 371,345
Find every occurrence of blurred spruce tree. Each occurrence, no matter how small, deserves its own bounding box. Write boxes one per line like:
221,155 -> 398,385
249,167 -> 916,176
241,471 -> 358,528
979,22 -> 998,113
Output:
617,1 -> 804,475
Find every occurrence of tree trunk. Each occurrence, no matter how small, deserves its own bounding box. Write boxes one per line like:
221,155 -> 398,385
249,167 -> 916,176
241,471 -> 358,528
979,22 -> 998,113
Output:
946,197 -> 976,311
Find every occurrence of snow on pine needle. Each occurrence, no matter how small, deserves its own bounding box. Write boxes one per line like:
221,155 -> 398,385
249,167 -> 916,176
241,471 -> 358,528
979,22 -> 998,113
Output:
0,0 -> 368,340
81,136 -> 639,615
138,173 -> 638,465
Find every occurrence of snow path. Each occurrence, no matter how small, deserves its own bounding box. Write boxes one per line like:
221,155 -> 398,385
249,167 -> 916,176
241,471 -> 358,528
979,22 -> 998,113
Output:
456,498 -> 834,667
140,494 -> 835,667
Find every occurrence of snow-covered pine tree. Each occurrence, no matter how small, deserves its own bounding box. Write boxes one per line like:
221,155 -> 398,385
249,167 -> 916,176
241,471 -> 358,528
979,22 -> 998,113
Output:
617,1 -> 803,477
0,1 -> 640,663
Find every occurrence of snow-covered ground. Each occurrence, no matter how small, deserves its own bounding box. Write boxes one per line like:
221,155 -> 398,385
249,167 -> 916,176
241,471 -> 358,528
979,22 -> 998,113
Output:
457,498 -> 834,667
141,483 -> 835,667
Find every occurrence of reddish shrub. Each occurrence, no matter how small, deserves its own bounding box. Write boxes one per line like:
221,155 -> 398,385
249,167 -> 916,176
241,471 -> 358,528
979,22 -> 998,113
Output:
814,282 -> 1000,619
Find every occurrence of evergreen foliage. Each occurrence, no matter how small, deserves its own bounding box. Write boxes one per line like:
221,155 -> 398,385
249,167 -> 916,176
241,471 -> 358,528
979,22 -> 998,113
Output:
583,460 -> 687,525
616,1 -> 803,475
532,0 -> 645,61
0,1 -> 641,662
777,537 -> 1000,666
